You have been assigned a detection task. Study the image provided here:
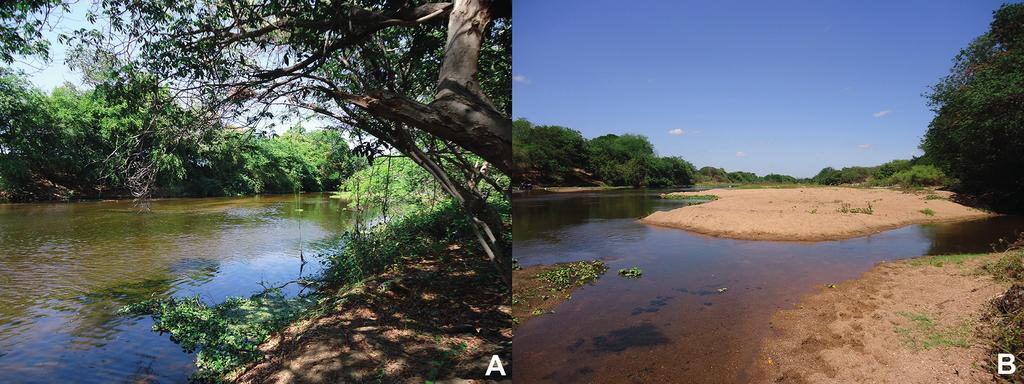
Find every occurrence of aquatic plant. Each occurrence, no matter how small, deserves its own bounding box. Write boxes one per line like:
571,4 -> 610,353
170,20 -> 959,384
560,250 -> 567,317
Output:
536,260 -> 608,290
618,267 -> 643,279
120,290 -> 315,382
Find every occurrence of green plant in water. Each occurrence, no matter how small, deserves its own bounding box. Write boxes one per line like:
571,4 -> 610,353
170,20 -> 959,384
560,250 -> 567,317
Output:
618,267 -> 643,279
536,260 -> 608,291
920,208 -> 935,216
120,290 -> 316,382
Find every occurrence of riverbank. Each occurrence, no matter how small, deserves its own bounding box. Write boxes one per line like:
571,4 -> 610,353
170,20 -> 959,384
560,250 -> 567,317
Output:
512,260 -> 608,329
755,252 -> 1007,383
641,187 -> 992,241
233,251 -> 511,383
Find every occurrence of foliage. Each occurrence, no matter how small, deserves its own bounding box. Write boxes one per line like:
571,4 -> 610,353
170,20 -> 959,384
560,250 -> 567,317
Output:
618,267 -> 643,279
120,291 -> 315,382
811,160 -> 945,188
322,198 -> 508,287
922,3 -> 1024,212
0,71 -> 365,201
919,208 -> 936,216
512,119 -> 589,185
512,119 -> 696,187
535,260 -> 608,291
883,165 -> 946,188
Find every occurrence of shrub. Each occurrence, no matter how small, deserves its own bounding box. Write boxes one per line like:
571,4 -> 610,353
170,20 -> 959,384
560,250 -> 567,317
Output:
884,165 -> 947,188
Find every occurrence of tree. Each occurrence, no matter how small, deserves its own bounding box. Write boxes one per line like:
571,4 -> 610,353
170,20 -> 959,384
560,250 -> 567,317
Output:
922,3 -> 1024,212
511,119 -> 589,184
1,0 -> 513,284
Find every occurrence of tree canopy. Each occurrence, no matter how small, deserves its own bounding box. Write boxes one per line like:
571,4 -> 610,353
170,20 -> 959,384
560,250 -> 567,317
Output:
922,3 -> 1024,212
1,0 -> 513,284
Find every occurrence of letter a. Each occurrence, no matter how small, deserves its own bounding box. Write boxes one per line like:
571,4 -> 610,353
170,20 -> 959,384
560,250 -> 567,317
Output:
485,355 -> 506,376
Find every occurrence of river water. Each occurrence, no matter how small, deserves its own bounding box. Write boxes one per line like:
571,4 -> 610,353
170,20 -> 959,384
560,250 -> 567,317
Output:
512,189 -> 1024,383
0,194 -> 364,383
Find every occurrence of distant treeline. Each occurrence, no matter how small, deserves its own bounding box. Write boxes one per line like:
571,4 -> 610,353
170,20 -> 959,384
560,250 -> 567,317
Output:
513,118 -> 955,190
0,71 -> 365,201
811,159 -> 947,188
512,119 -> 698,187
513,118 -> 834,187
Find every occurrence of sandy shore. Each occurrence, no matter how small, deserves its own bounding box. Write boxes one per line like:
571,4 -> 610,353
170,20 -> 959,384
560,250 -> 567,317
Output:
754,253 -> 1006,383
641,187 -> 992,241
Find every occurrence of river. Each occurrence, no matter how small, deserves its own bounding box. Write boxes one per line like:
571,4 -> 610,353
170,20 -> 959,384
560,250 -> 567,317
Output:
512,188 -> 1024,383
0,193 -> 366,383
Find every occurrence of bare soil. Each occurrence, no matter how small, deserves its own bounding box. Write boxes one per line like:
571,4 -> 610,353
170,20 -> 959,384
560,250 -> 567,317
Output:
755,253 -> 1007,383
232,252 -> 511,384
642,187 -> 992,241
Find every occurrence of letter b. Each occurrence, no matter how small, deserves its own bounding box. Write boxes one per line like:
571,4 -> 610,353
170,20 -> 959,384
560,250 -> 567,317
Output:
999,353 -> 1016,375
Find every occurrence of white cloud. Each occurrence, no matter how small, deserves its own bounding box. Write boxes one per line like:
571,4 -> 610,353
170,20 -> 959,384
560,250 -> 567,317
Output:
857,144 -> 872,149
872,110 -> 891,118
735,151 -> 748,158
513,74 -> 528,83
668,128 -> 685,136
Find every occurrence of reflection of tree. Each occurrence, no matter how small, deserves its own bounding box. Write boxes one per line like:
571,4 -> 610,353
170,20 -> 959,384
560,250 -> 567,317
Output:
64,260 -> 221,347
0,194 -> 359,352
922,216 -> 1024,255
513,190 -> 677,242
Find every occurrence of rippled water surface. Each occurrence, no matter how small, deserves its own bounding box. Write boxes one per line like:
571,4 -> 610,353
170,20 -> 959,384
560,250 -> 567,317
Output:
0,194 -> 361,383
512,189 -> 1024,383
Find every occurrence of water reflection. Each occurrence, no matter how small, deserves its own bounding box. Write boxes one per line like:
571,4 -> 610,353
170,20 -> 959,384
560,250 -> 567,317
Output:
513,189 -> 1024,383
0,193 -> 366,383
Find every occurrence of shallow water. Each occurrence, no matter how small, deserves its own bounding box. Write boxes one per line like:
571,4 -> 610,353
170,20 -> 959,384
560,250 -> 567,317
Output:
0,194 -> 364,383
512,189 -> 1024,383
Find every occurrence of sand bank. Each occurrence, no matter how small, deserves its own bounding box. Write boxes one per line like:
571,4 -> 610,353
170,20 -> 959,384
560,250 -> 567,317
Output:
754,253 -> 1006,383
641,187 -> 992,241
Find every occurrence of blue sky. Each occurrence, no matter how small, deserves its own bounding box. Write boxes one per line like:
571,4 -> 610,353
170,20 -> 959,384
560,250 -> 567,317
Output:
512,0 -> 1006,177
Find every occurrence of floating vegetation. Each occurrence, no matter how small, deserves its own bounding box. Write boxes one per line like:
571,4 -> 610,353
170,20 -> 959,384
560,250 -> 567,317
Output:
536,260 -> 608,290
618,267 -> 643,279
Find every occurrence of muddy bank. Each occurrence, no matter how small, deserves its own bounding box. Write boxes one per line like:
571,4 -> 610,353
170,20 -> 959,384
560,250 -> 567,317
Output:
642,187 -> 992,241
233,253 -> 511,384
512,260 -> 607,329
756,253 -> 1006,383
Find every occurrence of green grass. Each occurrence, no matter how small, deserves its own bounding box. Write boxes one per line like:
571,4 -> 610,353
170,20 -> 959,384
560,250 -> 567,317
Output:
837,202 -> 873,214
618,267 -> 643,279
924,194 -> 946,200
660,194 -> 719,204
536,260 -> 608,291
907,253 -> 985,267
919,208 -> 936,216
894,311 -> 973,350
